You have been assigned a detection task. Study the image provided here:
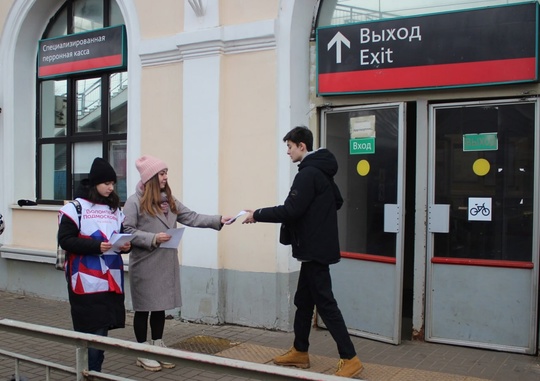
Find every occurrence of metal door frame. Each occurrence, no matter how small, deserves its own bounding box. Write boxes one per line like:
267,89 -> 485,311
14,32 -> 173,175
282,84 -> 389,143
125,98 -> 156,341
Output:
425,97 -> 540,353
321,102 -> 406,344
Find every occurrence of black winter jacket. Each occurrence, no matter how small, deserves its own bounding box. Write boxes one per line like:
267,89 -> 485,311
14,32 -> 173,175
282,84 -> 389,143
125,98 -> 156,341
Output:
254,149 -> 343,264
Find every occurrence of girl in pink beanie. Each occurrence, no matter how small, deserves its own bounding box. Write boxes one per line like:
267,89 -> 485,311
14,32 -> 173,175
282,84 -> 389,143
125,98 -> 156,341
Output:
135,155 -> 168,186
123,155 -> 233,371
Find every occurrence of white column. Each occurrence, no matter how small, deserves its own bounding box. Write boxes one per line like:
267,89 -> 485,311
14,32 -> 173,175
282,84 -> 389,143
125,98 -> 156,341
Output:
182,56 -> 221,269
182,0 -> 221,269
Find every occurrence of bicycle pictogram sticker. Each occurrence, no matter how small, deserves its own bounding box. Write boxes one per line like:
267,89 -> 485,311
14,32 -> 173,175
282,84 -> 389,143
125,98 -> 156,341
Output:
470,203 -> 490,217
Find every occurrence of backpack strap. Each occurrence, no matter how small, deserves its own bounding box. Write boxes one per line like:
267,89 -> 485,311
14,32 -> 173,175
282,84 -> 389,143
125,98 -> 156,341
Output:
71,200 -> 82,228
56,200 -> 82,271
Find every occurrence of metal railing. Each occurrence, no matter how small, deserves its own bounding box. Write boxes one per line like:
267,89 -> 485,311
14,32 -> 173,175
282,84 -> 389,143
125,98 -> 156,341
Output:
331,4 -> 399,25
0,319 -> 351,381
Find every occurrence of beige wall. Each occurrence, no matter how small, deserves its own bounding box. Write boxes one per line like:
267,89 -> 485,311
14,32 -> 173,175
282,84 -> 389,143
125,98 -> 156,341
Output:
134,0 -> 183,38
11,208 -> 58,250
220,0 -> 279,25
139,63 -> 184,196
219,49 -> 279,272
0,1 -> 11,30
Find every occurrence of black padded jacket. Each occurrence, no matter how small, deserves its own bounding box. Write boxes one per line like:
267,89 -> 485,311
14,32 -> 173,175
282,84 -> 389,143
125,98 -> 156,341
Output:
254,148 -> 343,264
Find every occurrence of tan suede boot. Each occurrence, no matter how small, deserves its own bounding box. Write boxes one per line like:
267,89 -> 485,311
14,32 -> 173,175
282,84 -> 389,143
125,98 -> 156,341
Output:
335,355 -> 363,378
273,347 -> 310,369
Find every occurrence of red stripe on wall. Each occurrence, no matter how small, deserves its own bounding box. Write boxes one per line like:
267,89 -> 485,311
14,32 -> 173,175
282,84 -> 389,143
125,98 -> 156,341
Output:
38,55 -> 123,77
431,257 -> 534,269
318,57 -> 536,93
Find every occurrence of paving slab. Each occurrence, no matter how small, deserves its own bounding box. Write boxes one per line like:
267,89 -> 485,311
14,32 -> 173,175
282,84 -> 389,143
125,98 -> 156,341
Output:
0,291 -> 539,380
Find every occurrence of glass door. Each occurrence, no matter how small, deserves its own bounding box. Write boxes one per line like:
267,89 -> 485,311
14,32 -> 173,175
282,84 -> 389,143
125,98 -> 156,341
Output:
426,99 -> 539,353
321,103 -> 406,344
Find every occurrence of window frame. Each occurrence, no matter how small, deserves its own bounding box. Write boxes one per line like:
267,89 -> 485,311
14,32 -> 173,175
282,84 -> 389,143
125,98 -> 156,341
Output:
36,0 -> 126,204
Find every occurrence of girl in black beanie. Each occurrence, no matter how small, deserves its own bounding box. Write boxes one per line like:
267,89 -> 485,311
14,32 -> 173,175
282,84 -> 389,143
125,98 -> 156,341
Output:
58,157 -> 131,372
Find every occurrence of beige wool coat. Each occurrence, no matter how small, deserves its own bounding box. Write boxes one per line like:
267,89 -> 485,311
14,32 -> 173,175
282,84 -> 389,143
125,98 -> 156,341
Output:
123,189 -> 222,312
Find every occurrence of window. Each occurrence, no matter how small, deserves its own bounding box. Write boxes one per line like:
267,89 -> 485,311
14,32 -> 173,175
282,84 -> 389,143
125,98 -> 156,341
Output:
433,102 -> 535,262
324,105 -> 401,258
37,0 -> 127,203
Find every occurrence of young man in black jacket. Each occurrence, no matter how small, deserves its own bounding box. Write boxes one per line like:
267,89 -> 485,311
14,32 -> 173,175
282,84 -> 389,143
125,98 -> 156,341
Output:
243,126 -> 363,378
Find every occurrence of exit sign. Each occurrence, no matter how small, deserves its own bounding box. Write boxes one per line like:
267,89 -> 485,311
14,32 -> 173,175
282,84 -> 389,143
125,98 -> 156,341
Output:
317,2 -> 538,94
350,137 -> 375,154
463,133 -> 498,152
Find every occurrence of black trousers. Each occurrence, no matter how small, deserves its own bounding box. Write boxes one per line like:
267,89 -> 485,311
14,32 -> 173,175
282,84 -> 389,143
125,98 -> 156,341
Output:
293,261 -> 356,359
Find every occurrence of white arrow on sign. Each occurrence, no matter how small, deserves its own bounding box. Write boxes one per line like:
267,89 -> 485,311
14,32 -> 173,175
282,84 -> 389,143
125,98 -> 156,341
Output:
327,31 -> 350,64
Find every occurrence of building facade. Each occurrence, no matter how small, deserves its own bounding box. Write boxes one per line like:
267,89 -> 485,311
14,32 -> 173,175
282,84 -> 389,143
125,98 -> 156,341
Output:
0,0 -> 538,355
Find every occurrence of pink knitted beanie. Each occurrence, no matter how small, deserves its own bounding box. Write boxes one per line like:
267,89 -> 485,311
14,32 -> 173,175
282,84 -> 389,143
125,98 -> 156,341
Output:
136,155 -> 168,184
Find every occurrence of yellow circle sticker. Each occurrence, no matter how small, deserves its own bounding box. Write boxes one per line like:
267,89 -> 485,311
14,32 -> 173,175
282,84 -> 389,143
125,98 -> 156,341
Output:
357,160 -> 370,176
473,158 -> 490,176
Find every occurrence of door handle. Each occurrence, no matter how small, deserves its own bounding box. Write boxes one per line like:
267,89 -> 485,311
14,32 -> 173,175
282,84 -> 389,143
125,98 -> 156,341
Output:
429,204 -> 450,233
384,204 -> 400,233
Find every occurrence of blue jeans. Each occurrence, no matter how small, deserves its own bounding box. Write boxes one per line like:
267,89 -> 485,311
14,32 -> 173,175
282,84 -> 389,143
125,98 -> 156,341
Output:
88,327 -> 108,372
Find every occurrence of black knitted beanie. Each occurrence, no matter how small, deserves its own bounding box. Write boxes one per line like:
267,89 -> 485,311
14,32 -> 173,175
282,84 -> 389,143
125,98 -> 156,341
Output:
88,157 -> 117,185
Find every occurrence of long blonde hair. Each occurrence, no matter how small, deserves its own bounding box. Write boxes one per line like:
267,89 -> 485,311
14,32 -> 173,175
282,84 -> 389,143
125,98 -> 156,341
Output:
139,175 -> 178,216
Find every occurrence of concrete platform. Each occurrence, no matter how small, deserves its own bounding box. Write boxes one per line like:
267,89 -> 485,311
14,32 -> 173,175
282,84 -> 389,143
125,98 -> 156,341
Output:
0,290 -> 539,380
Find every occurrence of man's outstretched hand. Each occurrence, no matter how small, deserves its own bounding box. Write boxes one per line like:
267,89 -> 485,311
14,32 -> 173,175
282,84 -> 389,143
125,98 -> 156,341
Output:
242,210 -> 257,224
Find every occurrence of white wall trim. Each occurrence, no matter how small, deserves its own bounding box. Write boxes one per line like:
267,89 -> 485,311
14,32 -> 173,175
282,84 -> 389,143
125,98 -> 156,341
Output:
180,0 -> 221,270
117,0 -> 142,194
274,0 -> 319,273
184,0 -> 218,30
0,246 -> 56,264
0,245 -> 130,271
181,55 -> 221,269
140,19 -> 276,66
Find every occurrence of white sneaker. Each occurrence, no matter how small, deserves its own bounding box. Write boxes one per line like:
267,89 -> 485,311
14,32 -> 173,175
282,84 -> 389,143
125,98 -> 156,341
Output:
136,342 -> 162,371
153,339 -> 176,369
136,357 -> 161,371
